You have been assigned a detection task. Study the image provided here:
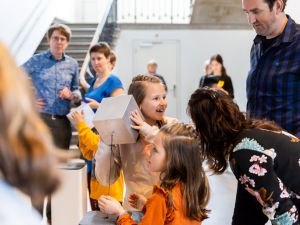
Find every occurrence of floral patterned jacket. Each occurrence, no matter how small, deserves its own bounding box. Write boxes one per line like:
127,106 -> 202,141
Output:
230,128 -> 300,225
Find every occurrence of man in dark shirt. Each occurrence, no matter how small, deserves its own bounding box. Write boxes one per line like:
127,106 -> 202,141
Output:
243,0 -> 300,137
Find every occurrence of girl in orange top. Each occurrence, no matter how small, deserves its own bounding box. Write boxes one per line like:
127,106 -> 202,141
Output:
99,123 -> 210,225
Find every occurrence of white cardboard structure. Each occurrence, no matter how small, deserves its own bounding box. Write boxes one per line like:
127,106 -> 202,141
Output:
93,95 -> 142,145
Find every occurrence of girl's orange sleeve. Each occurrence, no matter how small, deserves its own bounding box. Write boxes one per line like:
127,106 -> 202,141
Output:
117,189 -> 167,225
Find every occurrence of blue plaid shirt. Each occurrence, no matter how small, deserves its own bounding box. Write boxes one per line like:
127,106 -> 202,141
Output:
23,50 -> 79,115
246,15 -> 300,135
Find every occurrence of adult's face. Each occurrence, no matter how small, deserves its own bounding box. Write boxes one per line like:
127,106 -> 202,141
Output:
242,0 -> 280,38
48,30 -> 69,57
147,64 -> 157,75
90,52 -> 109,75
210,60 -> 222,76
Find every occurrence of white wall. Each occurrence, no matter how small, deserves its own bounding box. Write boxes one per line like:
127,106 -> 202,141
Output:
286,0 -> 300,23
53,0 -> 112,23
114,29 -> 254,122
114,0 -> 300,122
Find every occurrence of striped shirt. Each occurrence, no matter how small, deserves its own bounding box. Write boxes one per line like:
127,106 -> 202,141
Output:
246,15 -> 300,136
23,50 -> 79,115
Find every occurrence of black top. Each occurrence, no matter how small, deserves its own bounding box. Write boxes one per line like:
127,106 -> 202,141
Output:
230,128 -> 300,225
199,74 -> 234,98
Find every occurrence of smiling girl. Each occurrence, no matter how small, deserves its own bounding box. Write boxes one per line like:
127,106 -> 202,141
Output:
94,75 -> 177,210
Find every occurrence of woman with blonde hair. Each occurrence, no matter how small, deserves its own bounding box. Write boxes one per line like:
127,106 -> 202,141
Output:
0,43 -> 60,224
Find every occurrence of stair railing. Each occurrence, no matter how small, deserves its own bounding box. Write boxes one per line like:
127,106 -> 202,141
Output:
79,0 -> 115,90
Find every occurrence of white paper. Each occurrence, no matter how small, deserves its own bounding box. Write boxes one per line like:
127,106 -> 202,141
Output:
67,104 -> 95,128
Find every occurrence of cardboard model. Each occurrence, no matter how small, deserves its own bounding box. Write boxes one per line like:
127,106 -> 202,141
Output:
93,95 -> 142,145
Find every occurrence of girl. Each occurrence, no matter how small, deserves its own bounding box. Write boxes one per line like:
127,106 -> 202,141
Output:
98,123 -> 210,225
188,87 -> 300,225
94,75 -> 177,210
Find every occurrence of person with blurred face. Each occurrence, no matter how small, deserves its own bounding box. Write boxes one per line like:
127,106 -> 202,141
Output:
23,23 -> 80,149
243,0 -> 300,138
146,59 -> 168,92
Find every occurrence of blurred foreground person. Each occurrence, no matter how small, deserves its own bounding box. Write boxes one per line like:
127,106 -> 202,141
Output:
0,42 -> 60,225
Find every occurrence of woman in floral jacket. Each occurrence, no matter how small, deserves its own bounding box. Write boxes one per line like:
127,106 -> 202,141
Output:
188,87 -> 300,225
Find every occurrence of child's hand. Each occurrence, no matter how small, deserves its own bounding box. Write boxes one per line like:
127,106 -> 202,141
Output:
128,193 -> 147,210
98,195 -> 125,215
70,110 -> 84,125
86,97 -> 100,109
130,110 -> 145,130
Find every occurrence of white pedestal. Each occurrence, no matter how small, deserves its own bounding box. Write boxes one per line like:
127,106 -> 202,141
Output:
52,159 -> 87,225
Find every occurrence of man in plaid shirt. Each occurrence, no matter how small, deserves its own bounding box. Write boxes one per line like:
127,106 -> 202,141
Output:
243,0 -> 300,138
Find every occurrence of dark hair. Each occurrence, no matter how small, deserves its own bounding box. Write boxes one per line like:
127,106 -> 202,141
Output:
159,123 -> 210,221
47,23 -> 71,41
264,0 -> 287,11
210,54 -> 228,76
89,42 -> 111,58
187,87 -> 281,173
0,43 -> 60,206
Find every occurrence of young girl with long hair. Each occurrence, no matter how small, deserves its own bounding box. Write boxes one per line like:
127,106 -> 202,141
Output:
98,123 -> 210,225
188,87 -> 300,225
94,75 -> 177,210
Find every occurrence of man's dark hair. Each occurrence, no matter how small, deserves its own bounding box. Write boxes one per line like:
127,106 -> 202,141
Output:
264,0 -> 287,11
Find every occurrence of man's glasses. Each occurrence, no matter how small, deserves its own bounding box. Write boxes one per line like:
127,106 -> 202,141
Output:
51,36 -> 67,42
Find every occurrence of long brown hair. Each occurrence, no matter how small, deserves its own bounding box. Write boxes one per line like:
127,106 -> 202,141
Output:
159,123 -> 210,221
0,43 -> 60,206
187,87 -> 281,174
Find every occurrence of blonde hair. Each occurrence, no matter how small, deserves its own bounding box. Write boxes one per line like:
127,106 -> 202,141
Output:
0,43 -> 60,205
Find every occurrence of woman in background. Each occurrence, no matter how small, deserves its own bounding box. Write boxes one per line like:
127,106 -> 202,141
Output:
209,54 -> 234,98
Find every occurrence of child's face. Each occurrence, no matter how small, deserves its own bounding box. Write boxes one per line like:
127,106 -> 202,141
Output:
149,132 -> 166,172
140,83 -> 167,125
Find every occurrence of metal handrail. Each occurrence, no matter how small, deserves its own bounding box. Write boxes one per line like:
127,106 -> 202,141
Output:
79,0 -> 114,90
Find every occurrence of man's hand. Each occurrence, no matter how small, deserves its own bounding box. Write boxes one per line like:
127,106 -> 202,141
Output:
36,98 -> 46,110
59,87 -> 73,100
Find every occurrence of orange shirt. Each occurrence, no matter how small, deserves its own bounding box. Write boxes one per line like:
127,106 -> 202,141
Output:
117,183 -> 202,225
